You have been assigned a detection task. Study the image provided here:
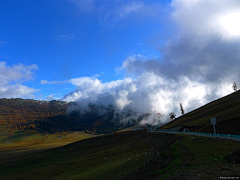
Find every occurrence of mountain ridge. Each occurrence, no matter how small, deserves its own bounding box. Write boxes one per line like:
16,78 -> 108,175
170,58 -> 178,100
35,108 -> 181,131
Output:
0,98 -> 139,136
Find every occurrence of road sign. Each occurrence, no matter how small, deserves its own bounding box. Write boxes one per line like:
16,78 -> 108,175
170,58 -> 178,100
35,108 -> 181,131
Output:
210,117 -> 217,135
211,117 -> 216,125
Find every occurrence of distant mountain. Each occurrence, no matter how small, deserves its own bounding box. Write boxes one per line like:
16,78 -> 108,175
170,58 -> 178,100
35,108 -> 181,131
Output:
0,98 -> 140,135
160,90 -> 240,135
42,103 -> 141,134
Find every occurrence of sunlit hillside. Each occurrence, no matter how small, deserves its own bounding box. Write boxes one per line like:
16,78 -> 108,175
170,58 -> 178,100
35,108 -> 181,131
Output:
0,98 -> 138,138
160,90 -> 240,134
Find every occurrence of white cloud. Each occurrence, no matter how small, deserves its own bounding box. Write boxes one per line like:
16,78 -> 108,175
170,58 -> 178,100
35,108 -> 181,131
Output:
67,0 -> 163,26
55,33 -> 75,41
99,1 -> 163,26
63,73 -> 174,115
46,95 -> 54,101
0,61 -> 38,86
158,0 -> 240,86
69,77 -> 97,86
40,80 -> 68,85
0,84 -> 37,99
171,0 -> 240,40
67,0 -> 96,13
100,1 -> 145,22
0,61 -> 39,98
41,76 -> 97,86
60,0 -> 240,125
61,71 -> 193,116
62,55 -> 233,123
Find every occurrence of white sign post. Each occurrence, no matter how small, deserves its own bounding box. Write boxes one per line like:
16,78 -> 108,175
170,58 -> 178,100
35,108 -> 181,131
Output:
210,117 -> 217,136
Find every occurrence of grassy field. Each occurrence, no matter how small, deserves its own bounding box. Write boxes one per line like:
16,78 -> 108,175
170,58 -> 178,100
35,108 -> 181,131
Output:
0,130 -> 92,147
0,131 -> 239,180
0,130 -> 93,163
152,135 -> 240,180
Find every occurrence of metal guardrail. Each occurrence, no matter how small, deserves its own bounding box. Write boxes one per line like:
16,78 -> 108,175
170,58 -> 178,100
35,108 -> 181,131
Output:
148,130 -> 240,141
181,131 -> 240,139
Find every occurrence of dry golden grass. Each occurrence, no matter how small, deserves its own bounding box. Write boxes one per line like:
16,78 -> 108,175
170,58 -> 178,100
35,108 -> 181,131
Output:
0,130 -> 93,152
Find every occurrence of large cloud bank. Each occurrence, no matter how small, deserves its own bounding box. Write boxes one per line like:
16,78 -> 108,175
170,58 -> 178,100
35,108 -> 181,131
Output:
62,0 -> 240,124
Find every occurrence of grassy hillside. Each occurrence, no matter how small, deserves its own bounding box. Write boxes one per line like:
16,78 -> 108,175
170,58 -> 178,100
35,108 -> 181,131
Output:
0,131 -> 239,180
160,90 -> 240,134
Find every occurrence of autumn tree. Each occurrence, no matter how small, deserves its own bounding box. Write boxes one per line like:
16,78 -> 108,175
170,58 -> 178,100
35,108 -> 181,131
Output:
143,126 -> 147,132
233,81 -> 238,92
180,103 -> 184,115
169,112 -> 176,120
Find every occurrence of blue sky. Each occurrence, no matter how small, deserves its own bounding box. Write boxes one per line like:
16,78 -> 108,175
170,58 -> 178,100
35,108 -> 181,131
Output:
1,0 -> 240,118
0,0 -> 171,99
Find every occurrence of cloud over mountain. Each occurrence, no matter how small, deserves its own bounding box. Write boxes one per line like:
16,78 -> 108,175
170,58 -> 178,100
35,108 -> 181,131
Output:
58,0 -> 240,124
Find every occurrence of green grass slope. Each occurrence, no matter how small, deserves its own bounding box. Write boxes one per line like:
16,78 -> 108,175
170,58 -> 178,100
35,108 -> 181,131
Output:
0,131 -> 240,180
0,131 -> 177,180
160,90 -> 240,134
